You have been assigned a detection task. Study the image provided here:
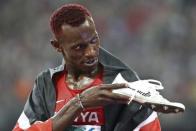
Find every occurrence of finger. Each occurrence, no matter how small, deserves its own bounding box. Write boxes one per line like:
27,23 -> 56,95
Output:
102,98 -> 129,105
99,83 -> 129,90
114,99 -> 132,104
101,90 -> 130,101
103,96 -> 131,105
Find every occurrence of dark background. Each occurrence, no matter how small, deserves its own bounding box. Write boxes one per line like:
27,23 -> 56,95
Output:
0,0 -> 196,130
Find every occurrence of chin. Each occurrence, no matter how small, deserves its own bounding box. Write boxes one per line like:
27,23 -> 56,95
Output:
83,65 -> 98,75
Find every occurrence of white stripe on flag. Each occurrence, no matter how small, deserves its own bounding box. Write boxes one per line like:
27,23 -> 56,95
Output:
133,111 -> 158,131
18,111 -> 31,129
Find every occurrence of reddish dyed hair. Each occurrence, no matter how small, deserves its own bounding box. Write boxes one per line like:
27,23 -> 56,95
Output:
50,4 -> 91,38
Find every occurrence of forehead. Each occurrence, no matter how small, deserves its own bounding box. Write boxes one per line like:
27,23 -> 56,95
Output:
60,17 -> 96,44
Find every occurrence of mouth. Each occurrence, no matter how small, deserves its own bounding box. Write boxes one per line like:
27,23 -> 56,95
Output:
83,58 -> 98,67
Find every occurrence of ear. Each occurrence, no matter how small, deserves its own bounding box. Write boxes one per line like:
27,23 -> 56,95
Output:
50,39 -> 62,53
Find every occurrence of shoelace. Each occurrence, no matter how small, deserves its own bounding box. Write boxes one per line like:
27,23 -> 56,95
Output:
129,87 -> 138,102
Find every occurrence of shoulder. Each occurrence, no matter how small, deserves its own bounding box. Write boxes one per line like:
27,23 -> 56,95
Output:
35,64 -> 64,81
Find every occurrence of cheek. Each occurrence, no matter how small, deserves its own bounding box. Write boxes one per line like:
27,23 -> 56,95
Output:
61,50 -> 73,62
68,52 -> 84,62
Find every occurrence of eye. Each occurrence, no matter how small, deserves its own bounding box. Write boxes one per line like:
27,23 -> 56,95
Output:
90,36 -> 98,44
73,43 -> 86,50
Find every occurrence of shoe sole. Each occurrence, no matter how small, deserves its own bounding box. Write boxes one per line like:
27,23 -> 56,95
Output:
133,100 -> 185,113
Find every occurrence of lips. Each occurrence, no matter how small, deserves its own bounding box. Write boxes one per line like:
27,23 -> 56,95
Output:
83,58 -> 98,67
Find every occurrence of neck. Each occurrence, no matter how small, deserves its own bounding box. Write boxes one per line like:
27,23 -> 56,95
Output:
66,65 -> 99,81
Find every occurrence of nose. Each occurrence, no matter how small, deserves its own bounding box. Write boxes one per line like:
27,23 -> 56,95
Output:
84,45 -> 96,58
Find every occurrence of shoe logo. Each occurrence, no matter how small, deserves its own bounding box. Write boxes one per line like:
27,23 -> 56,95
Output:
137,90 -> 151,97
129,87 -> 151,97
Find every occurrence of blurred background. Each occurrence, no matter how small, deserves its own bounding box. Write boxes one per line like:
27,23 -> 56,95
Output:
0,0 -> 196,130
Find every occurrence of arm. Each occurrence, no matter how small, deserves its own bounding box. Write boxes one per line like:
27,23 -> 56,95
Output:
13,96 -> 82,131
13,82 -> 131,131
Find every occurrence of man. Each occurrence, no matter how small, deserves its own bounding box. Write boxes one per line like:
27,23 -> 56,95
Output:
13,4 -> 161,131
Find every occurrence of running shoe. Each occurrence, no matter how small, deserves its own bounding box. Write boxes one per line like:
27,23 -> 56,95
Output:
112,73 -> 185,113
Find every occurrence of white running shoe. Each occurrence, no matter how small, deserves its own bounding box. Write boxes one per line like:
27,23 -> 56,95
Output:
112,74 -> 185,113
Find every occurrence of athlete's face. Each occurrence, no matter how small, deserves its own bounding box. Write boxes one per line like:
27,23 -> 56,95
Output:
52,17 -> 100,76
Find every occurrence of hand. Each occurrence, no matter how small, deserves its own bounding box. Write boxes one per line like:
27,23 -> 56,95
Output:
51,83 -> 131,131
79,83 -> 131,108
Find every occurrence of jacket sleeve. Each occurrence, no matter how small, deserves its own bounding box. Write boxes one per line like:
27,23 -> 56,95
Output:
13,72 -> 54,131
